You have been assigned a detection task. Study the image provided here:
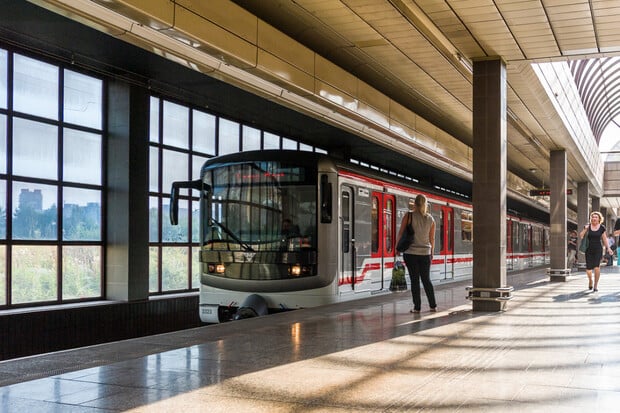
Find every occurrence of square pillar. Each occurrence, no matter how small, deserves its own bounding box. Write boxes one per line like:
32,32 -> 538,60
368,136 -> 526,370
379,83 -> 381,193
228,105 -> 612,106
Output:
548,150 -> 568,280
106,81 -> 150,301
471,57 -> 508,311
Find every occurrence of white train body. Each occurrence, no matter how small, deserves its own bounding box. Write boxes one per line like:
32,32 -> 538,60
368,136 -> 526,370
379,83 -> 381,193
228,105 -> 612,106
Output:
171,151 -> 550,323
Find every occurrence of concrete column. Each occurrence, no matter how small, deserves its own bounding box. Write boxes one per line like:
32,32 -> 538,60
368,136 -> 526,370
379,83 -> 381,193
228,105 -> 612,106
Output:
471,57 -> 507,311
106,81 -> 149,301
592,197 -> 600,214
548,150 -> 568,281
577,182 -> 590,268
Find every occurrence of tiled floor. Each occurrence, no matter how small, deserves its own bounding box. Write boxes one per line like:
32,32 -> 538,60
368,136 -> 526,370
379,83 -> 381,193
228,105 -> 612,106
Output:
2,265 -> 620,412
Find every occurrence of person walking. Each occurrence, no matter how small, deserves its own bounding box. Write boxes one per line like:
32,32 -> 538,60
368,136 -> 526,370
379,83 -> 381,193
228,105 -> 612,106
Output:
605,233 -> 615,266
567,229 -> 578,269
396,194 -> 437,313
579,211 -> 613,292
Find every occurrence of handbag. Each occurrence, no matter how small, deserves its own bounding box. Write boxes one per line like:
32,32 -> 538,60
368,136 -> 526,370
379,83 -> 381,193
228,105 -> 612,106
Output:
579,229 -> 589,253
396,212 -> 415,252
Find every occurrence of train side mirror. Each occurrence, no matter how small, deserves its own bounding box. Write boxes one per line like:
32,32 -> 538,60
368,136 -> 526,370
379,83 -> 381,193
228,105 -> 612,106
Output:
170,179 -> 208,225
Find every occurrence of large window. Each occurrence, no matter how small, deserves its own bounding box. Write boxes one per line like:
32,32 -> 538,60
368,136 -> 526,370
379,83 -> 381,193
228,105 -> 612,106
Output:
149,97 -> 323,294
0,49 -> 104,307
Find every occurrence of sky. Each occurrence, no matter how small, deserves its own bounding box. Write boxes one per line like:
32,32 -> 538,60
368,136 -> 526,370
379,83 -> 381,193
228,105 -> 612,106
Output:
600,118 -> 620,162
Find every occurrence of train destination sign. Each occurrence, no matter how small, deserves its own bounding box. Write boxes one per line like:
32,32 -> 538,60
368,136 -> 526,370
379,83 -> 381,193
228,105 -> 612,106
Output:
529,189 -> 573,196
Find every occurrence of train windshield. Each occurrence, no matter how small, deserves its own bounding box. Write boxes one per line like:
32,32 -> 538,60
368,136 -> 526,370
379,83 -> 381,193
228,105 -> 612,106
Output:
203,160 -> 317,252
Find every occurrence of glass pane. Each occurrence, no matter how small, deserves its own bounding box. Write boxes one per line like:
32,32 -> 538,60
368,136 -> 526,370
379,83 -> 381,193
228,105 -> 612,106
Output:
242,125 -> 261,151
300,143 -> 313,152
282,137 -> 297,150
163,101 -> 189,149
162,149 -> 188,196
12,245 -> 57,304
150,96 -> 160,143
64,128 -> 101,185
149,196 -> 158,243
63,69 -> 102,129
218,118 -> 239,155
192,155 -> 207,180
0,246 -> 5,305
62,246 -> 101,299
192,199 -> 200,243
149,246 -> 159,293
13,182 -> 57,240
192,246 -> 200,289
62,187 -> 101,241
263,132 -> 279,149
0,49 -> 6,109
150,147 -> 159,192
162,246 -> 188,291
13,118 -> 58,179
192,110 -> 216,155
0,114 -> 5,173
0,180 -> 5,239
162,198 -> 188,242
13,54 -> 59,120
205,161 -> 318,259
371,197 -> 378,253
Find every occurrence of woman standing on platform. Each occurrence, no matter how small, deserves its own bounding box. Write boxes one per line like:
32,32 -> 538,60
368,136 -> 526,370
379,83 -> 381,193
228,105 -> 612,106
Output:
579,211 -> 613,292
397,194 -> 437,313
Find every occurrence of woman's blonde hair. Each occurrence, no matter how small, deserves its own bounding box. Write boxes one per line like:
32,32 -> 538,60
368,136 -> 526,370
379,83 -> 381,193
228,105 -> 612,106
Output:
414,194 -> 428,215
590,211 -> 604,224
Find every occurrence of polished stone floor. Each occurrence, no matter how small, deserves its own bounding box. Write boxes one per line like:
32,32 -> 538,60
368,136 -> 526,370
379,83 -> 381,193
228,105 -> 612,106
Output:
2,265 -> 620,412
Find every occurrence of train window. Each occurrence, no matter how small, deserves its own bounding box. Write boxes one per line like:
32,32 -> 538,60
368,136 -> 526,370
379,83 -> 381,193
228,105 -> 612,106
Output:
342,191 -> 350,253
205,161 -> 317,249
371,196 -> 379,253
446,208 -> 453,252
461,211 -> 472,242
512,222 -> 521,252
342,192 -> 350,221
385,198 -> 393,253
522,224 -> 530,252
439,208 -> 445,252
320,174 -> 332,223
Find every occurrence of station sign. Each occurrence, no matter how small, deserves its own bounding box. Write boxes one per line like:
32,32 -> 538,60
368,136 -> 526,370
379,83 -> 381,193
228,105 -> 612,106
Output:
529,189 -> 573,196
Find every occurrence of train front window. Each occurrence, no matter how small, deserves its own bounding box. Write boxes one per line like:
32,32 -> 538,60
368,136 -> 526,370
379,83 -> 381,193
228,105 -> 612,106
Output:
204,160 -> 317,255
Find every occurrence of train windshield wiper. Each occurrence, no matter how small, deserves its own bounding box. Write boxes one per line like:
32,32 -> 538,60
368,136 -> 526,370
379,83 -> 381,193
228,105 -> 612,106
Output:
211,218 -> 254,252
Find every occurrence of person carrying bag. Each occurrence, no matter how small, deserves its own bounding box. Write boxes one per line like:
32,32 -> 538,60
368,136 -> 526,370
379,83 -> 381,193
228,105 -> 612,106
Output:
396,195 -> 437,313
579,211 -> 613,292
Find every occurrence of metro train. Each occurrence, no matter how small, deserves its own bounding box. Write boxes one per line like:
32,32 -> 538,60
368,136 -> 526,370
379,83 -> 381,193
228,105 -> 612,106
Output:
170,150 -> 550,323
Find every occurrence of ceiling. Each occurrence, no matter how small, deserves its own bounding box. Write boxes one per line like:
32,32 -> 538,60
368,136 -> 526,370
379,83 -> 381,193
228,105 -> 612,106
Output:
228,0 -> 620,211
18,0 -> 620,214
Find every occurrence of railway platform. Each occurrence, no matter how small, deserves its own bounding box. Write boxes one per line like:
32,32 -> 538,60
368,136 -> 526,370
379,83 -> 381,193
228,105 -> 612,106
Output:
2,265 -> 620,412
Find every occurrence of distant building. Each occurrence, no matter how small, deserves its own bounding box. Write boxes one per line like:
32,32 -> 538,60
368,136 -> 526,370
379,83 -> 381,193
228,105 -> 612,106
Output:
19,189 -> 42,211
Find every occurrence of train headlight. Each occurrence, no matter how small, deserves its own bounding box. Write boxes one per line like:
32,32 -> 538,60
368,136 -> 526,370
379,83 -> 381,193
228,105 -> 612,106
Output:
289,265 -> 302,276
208,264 -> 226,274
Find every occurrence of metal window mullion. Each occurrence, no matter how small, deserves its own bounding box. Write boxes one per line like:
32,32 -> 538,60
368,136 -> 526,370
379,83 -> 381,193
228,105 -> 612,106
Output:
57,68 -> 64,303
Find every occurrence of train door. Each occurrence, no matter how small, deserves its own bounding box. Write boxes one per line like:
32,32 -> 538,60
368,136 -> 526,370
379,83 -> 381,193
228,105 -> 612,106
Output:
370,191 -> 395,290
340,186 -> 355,288
438,206 -> 454,280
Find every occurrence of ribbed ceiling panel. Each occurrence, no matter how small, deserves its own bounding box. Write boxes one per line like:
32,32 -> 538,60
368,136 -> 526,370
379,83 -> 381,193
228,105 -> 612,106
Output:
570,57 -> 620,142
